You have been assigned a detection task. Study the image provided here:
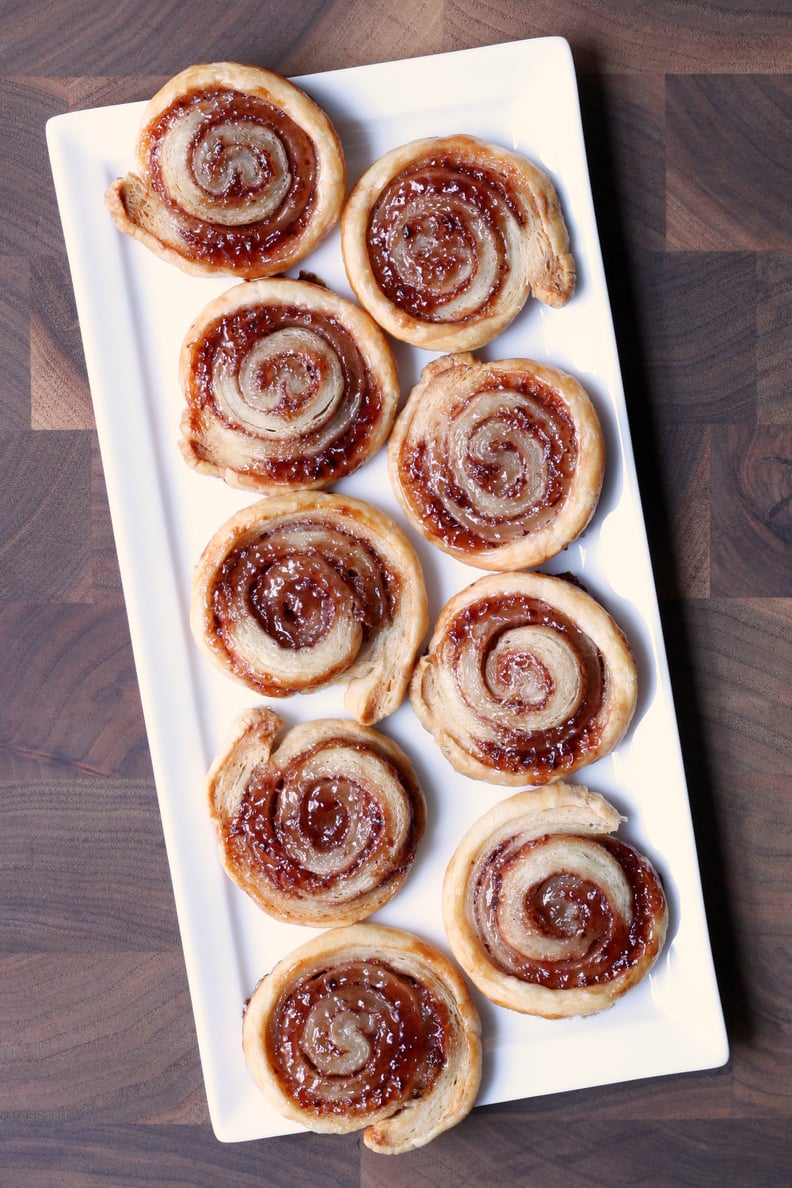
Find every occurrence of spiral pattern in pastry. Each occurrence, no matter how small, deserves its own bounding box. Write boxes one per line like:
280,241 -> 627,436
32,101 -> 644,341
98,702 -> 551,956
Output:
242,923 -> 481,1153
207,707 -> 425,925
341,134 -> 575,350
179,277 -> 399,492
389,353 -> 605,568
410,571 -> 637,785
191,492 -> 428,724
443,784 -> 668,1017
105,63 -> 346,277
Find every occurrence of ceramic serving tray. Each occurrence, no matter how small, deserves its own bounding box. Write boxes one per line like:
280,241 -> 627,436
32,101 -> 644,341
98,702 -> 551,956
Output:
47,36 -> 728,1142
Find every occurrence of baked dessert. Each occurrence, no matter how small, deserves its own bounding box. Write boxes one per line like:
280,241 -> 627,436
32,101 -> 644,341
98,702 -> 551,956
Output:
105,62 -> 346,277
388,353 -> 605,569
206,707 -> 425,925
341,134 -> 575,350
178,277 -> 399,492
443,783 -> 668,1018
190,492 -> 428,723
410,570 -> 637,785
242,923 -> 481,1153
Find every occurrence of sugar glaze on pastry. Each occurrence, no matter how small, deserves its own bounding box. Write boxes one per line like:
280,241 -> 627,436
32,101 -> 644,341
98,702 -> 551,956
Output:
443,783 -> 668,1017
242,923 -> 481,1153
341,134 -> 575,350
388,353 -> 605,569
106,62 -> 346,277
206,707 -> 425,925
179,277 -> 399,492
191,492 -> 428,724
410,570 -> 637,785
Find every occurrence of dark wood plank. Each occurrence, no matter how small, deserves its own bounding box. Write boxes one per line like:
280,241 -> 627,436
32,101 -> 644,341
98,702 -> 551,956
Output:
90,437 -> 125,602
711,426 -> 792,596
756,251 -> 792,425
0,2 -> 336,75
0,779 -> 177,950
665,598 -> 792,781
0,255 -> 30,431
4,1 -> 790,78
632,251 -> 757,424
667,74 -> 792,251
645,422 -> 711,599
0,77 -> 67,257
0,1123 -> 361,1188
0,603 -> 149,782
30,254 -> 93,430
0,431 -> 93,602
0,950 -> 203,1122
580,72 -> 666,258
360,1117 -> 792,1187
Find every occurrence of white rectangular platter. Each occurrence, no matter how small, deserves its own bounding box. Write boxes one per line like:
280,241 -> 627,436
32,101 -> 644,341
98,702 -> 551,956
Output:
47,37 -> 728,1143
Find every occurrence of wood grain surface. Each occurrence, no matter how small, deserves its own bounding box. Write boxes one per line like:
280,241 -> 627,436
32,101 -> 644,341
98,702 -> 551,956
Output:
1,2 -> 790,1184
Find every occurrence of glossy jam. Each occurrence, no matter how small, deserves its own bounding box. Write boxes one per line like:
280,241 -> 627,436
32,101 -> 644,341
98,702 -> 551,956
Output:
444,593 -> 605,778
209,517 -> 397,692
367,155 -> 522,320
267,958 -> 449,1116
399,376 -> 578,549
186,303 -> 382,483
229,773 -> 379,890
142,89 -> 318,266
224,737 -> 422,895
299,778 -> 355,850
248,557 -> 339,649
474,835 -> 667,987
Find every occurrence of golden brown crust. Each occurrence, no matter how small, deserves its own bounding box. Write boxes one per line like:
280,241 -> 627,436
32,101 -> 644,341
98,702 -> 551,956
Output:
388,353 -> 605,569
106,62 -> 346,277
341,134 -> 575,350
178,277 -> 399,493
410,570 -> 638,785
206,707 -> 426,925
443,784 -> 668,1017
190,491 -> 428,723
242,923 -> 481,1152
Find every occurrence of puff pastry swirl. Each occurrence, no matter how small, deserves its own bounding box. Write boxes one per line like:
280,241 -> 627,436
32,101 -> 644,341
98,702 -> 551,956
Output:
242,923 -> 481,1153
389,353 -> 605,568
106,62 -> 345,277
206,707 -> 425,925
179,277 -> 399,492
443,783 -> 668,1017
410,571 -> 637,785
191,492 -> 428,723
341,134 -> 575,350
